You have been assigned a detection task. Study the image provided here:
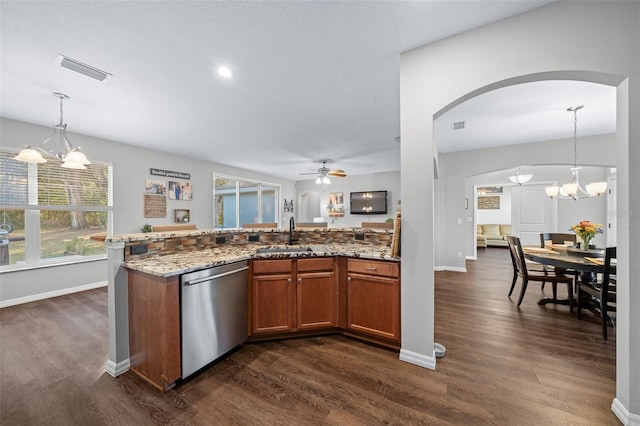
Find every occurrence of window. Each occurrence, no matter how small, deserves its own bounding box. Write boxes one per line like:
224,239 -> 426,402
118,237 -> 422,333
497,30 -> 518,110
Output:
213,175 -> 279,228
0,151 -> 112,270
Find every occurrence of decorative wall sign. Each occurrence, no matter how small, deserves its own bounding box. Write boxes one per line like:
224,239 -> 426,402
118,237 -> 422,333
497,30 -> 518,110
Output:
169,181 -> 193,201
150,168 -> 190,180
478,195 -> 500,210
328,192 -> 345,217
145,179 -> 166,195
144,194 -> 167,217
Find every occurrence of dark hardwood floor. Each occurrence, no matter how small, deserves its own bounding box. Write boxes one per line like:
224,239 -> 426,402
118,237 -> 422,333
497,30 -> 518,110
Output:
0,248 -> 617,425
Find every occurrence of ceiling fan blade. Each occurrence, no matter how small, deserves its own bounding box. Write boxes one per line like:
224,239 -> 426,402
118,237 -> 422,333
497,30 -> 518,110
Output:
299,172 -> 318,175
328,169 -> 347,177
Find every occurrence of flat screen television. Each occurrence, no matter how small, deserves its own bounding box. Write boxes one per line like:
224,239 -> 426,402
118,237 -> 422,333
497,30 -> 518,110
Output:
350,190 -> 388,215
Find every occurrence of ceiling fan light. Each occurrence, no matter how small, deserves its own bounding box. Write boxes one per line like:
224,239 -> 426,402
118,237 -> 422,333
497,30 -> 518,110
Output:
315,177 -> 322,184
322,176 -> 331,185
14,146 -> 47,163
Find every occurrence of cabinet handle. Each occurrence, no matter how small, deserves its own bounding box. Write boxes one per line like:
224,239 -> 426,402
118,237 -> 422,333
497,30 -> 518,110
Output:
287,278 -> 291,283
366,267 -> 377,271
347,277 -> 351,282
298,278 -> 302,284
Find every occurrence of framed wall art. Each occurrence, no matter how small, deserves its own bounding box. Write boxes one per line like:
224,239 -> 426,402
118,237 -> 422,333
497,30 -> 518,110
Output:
478,195 -> 500,210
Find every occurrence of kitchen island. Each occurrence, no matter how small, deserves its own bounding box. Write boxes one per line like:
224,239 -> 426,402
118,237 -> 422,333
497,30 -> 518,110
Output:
106,227 -> 400,391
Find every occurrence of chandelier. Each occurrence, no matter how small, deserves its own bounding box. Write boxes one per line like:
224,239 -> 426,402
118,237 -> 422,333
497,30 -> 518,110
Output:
14,92 -> 91,170
508,167 -> 533,185
544,105 -> 607,200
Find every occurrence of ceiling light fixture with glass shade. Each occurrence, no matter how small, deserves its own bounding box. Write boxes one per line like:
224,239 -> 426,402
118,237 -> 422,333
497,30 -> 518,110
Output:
14,92 -> 91,170
544,105 -> 607,200
508,167 -> 533,185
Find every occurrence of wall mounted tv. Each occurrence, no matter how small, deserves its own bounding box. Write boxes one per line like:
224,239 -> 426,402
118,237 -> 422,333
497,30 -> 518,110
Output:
350,191 -> 388,215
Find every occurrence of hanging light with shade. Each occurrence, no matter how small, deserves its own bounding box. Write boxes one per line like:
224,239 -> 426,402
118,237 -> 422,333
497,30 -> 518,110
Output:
544,105 -> 607,200
508,167 -> 533,185
13,92 -> 91,170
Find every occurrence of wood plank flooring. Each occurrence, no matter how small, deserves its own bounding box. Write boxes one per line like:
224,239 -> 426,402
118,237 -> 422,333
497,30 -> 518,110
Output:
0,248 -> 617,425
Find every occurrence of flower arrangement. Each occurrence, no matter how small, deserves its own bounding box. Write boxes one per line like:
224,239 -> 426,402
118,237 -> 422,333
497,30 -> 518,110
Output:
569,220 -> 603,250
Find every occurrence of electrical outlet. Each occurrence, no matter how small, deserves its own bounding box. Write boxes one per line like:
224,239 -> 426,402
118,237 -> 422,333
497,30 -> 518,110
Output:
215,236 -> 227,244
248,234 -> 260,242
456,251 -> 462,258
355,233 -> 365,241
130,244 -> 148,255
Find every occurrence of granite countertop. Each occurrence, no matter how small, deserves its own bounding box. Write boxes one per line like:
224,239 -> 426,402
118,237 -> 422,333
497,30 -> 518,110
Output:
123,243 -> 398,277
108,227 -> 393,243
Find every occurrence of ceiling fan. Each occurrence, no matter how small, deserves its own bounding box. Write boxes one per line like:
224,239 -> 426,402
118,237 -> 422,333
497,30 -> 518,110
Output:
299,160 -> 347,183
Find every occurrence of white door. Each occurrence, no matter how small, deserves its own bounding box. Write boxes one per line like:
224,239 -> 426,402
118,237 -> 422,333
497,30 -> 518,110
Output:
511,184 -> 556,246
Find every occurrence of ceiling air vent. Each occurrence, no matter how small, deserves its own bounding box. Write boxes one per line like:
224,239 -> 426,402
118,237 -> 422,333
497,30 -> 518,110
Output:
451,121 -> 465,131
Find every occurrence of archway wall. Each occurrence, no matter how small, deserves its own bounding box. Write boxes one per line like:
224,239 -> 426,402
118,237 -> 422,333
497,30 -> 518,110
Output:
400,1 -> 639,419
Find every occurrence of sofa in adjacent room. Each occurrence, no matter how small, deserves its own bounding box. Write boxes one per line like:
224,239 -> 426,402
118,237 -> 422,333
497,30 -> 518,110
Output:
477,224 -> 511,248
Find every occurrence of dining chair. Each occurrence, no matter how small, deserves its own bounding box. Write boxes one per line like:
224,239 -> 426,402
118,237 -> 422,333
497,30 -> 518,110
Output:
507,235 -> 575,312
576,246 -> 616,340
539,233 -> 579,291
506,238 -> 547,297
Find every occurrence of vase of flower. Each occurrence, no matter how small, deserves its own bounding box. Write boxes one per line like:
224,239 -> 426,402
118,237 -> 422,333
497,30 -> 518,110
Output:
570,220 -> 603,251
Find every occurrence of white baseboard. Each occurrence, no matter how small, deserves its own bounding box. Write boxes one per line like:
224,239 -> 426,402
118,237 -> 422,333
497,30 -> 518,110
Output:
439,266 -> 467,273
399,348 -> 436,370
612,397 -> 640,425
105,358 -> 130,377
0,281 -> 108,308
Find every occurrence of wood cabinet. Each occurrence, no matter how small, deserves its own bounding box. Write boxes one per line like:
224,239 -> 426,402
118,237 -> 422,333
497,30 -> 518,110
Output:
297,257 -> 338,330
249,257 -> 338,336
127,270 -> 181,392
346,258 -> 401,344
251,259 -> 295,334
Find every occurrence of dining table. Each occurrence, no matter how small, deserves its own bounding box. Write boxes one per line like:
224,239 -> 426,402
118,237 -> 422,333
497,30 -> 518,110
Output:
522,245 -> 613,307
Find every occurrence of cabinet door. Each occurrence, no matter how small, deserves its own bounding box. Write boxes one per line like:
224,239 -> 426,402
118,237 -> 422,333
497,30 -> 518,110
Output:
347,273 -> 400,342
251,274 -> 294,334
297,271 -> 338,330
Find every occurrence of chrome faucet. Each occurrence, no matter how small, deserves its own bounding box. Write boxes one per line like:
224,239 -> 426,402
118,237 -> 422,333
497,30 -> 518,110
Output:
288,217 -> 297,245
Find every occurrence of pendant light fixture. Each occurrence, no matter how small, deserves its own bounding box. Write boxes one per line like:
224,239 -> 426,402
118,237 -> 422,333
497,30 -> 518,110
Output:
14,92 -> 91,170
544,105 -> 607,200
508,167 -> 533,185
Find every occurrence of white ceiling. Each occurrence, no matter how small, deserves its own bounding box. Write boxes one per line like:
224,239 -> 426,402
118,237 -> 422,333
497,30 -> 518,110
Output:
1,1 -> 616,181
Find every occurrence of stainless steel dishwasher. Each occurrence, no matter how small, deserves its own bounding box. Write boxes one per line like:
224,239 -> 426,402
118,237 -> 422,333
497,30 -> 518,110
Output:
180,260 -> 249,378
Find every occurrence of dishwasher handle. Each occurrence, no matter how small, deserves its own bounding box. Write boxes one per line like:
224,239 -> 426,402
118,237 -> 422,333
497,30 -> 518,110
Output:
183,266 -> 249,286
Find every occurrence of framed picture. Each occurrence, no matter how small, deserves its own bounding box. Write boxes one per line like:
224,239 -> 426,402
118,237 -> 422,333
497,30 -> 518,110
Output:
168,181 -> 193,200
328,192 -> 345,217
477,186 -> 503,194
145,179 -> 166,195
478,195 -> 500,209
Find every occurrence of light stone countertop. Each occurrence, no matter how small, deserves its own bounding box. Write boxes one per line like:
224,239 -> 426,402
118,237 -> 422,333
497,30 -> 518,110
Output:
108,227 -> 392,243
123,243 -> 398,277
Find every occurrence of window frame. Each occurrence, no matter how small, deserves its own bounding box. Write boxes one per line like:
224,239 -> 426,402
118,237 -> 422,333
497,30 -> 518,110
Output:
0,150 -> 113,272
213,173 -> 280,229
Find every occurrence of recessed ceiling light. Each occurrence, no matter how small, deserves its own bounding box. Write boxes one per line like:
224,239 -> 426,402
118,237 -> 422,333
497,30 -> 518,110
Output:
217,66 -> 233,78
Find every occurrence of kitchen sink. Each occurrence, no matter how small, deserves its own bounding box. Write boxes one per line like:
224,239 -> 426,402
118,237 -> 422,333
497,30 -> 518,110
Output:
255,246 -> 313,253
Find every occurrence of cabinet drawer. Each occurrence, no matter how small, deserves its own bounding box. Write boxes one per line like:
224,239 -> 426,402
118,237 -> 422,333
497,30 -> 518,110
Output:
347,259 -> 399,278
252,259 -> 293,274
297,257 -> 334,272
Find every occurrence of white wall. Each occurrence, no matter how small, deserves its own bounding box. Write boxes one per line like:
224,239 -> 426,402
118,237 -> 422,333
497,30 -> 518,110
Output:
400,1 -> 639,421
295,171 -> 400,228
476,187 -> 511,225
0,117 -> 296,306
